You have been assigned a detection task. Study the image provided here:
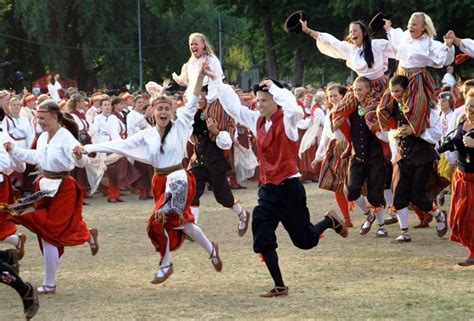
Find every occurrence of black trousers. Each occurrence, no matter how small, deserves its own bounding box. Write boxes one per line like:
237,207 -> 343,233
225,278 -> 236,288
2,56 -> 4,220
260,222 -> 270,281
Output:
0,251 -> 28,297
190,165 -> 235,208
393,159 -> 434,212
252,178 -> 319,253
346,158 -> 386,207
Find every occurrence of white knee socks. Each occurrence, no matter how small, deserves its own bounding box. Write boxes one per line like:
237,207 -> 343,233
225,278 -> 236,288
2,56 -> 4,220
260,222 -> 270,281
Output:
182,223 -> 213,255
157,230 -> 172,278
42,239 -> 59,287
396,207 -> 409,230
355,195 -> 368,213
191,206 -> 200,224
384,189 -> 393,207
2,234 -> 19,246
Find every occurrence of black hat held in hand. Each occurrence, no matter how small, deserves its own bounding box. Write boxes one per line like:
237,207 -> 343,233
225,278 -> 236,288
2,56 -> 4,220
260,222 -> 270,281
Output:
284,10 -> 307,34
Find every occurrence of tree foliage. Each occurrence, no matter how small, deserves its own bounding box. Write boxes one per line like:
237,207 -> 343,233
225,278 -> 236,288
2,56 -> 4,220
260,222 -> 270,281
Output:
0,0 -> 473,91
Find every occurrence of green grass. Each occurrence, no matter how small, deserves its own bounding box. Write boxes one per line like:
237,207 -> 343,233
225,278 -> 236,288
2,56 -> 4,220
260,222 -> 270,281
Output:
1,181 -> 472,320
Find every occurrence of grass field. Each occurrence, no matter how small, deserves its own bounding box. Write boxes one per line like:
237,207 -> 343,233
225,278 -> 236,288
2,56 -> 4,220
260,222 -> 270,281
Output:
1,181 -> 473,320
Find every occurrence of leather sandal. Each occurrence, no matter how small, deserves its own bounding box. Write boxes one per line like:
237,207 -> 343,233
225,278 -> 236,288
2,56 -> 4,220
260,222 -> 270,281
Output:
37,285 -> 56,295
23,283 -> 40,320
325,210 -> 348,238
210,242 -> 223,272
457,258 -> 474,267
89,228 -> 99,256
259,286 -> 289,298
238,210 -> 250,237
150,263 -> 174,284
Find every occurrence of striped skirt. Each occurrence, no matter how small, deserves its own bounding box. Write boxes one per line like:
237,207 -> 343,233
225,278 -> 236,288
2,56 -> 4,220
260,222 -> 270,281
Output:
318,139 -> 349,194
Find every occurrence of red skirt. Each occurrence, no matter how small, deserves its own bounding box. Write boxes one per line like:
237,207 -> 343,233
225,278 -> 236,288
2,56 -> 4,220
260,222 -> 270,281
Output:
146,170 -> 196,257
449,170 -> 474,251
0,175 -> 17,240
8,176 -> 91,256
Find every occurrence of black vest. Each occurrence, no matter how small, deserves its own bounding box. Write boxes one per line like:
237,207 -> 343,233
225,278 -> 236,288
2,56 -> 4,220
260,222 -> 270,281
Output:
393,102 -> 438,166
190,109 -> 230,174
349,106 -> 383,164
452,121 -> 474,173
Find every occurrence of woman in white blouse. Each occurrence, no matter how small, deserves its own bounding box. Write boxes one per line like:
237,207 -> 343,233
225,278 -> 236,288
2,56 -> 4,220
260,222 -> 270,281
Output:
4,100 -> 99,295
301,19 -> 394,134
379,12 -> 455,137
84,68 -> 223,285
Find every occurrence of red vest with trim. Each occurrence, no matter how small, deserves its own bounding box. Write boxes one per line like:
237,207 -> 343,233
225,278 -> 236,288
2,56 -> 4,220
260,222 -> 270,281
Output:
256,108 -> 299,185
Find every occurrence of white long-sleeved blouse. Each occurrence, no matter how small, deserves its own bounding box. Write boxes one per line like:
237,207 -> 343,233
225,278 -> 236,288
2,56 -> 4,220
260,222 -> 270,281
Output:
387,28 -> 454,69
316,32 -> 395,80
84,96 -> 199,168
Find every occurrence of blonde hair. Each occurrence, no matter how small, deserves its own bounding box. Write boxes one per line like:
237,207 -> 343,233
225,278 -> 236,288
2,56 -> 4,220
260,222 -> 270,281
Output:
36,94 -> 50,105
188,33 -> 215,58
410,12 -> 436,38
66,93 -> 83,112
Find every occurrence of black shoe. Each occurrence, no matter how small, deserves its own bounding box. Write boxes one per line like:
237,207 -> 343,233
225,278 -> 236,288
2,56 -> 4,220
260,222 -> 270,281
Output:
23,283 -> 39,320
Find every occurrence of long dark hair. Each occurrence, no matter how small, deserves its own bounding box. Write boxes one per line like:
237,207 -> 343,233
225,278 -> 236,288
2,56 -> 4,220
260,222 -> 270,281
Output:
37,99 -> 79,139
347,21 -> 374,69
160,121 -> 172,154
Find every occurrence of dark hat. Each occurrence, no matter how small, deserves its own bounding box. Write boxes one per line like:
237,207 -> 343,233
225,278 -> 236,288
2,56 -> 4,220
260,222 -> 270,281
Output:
284,10 -> 307,34
369,12 -> 391,36
252,78 -> 284,95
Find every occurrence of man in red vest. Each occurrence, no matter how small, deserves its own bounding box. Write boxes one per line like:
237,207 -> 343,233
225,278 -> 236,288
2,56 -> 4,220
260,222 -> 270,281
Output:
204,66 -> 348,297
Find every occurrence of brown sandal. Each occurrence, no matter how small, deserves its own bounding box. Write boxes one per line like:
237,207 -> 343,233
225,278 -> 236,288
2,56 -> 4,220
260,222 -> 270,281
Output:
259,286 -> 289,298
210,242 -> 223,272
150,263 -> 174,284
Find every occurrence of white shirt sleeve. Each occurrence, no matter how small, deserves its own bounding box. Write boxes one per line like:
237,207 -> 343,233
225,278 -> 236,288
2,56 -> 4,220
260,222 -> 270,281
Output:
460,38 -> 474,57
387,28 -> 405,51
106,116 -> 123,140
316,32 -> 351,61
420,109 -> 442,144
215,131 -> 232,150
214,79 -> 260,136
268,85 -> 303,142
175,95 -> 199,129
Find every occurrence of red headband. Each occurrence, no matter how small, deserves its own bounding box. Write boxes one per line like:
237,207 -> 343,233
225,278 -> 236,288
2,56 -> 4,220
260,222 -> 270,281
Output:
37,108 -> 60,113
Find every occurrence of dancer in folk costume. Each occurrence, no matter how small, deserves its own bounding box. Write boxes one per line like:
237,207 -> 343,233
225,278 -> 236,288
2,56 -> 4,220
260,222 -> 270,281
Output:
300,19 -> 394,145
173,33 -> 248,230
379,12 -> 455,137
0,131 -> 26,258
84,68 -> 223,284
331,76 -> 388,237
188,83 -> 250,235
205,66 -> 348,297
440,88 -> 474,266
2,96 -> 34,191
3,100 -> 99,295
102,96 -> 140,203
313,84 -> 353,227
127,94 -> 155,200
298,92 -> 326,182
378,75 -> 446,242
